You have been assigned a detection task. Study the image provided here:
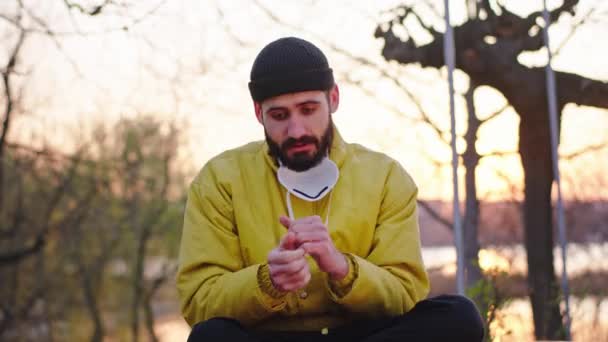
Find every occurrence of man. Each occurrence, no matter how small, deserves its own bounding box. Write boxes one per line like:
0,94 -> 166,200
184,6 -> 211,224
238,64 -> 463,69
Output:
177,37 -> 484,341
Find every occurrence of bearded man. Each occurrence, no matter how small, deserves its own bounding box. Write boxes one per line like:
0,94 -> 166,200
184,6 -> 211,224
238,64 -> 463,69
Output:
177,37 -> 484,342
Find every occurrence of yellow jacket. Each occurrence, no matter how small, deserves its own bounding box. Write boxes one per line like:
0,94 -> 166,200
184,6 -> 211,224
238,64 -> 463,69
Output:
177,127 -> 429,332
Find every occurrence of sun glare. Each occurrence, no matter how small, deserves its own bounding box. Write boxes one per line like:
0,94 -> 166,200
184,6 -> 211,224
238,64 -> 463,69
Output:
478,249 -> 511,273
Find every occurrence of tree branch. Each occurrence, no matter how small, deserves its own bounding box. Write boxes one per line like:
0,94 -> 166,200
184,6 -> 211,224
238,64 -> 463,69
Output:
387,4 -> 438,36
215,5 -> 254,47
4,0 -> 169,37
374,23 -> 432,67
123,0 -> 168,30
420,0 -> 442,19
480,103 -> 511,123
492,168 -> 523,201
0,233 -> 45,265
553,6 -> 597,57
557,71 -> 608,108
524,0 -> 579,31
1,31 -> 24,153
480,150 -> 518,158
521,30 -> 545,52
0,27 -> 25,211
560,143 -> 607,160
339,72 -> 451,145
6,141 -> 102,169
0,156 -> 26,238
0,13 -> 20,28
63,0 -> 112,16
21,5 -> 83,76
418,199 -> 453,231
480,0 -> 497,19
0,146 -> 90,265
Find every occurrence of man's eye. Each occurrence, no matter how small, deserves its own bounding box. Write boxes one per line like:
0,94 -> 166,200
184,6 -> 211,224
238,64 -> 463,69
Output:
301,106 -> 316,115
270,111 -> 288,120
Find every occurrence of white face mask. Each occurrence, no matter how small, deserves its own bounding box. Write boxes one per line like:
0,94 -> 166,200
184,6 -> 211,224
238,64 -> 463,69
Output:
277,157 -> 339,224
277,157 -> 339,202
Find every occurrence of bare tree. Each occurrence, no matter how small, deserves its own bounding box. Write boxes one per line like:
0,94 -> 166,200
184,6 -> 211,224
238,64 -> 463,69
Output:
0,142 -> 96,340
1,1 -> 181,340
375,0 -> 608,338
102,117 -> 182,342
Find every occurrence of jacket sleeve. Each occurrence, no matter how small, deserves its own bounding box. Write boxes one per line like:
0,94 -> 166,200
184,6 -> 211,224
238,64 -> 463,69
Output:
326,161 -> 430,317
176,165 -> 286,327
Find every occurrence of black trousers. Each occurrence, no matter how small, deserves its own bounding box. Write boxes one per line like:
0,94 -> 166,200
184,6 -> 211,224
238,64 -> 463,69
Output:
188,295 -> 485,342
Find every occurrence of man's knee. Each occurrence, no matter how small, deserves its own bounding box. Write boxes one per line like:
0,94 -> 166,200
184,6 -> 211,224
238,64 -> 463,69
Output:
367,295 -> 485,341
188,317 -> 249,342
436,295 -> 485,340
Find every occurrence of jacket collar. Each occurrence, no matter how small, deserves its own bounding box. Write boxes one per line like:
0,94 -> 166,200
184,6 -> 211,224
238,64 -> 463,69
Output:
262,124 -> 347,173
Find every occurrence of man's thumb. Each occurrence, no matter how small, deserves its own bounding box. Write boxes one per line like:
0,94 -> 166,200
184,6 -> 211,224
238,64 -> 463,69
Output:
279,216 -> 292,229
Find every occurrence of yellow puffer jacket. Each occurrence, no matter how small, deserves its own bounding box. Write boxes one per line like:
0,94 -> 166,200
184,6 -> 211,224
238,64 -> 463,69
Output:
177,127 -> 429,332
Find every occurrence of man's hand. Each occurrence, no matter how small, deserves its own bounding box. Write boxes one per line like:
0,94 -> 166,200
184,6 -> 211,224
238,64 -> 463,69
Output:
279,215 -> 349,281
267,232 -> 311,292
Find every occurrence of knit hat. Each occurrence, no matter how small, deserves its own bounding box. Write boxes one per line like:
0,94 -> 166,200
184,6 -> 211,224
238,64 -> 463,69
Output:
248,37 -> 334,102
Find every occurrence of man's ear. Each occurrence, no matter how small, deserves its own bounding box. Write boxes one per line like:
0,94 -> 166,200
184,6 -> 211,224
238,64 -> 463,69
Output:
329,84 -> 340,113
254,102 -> 264,124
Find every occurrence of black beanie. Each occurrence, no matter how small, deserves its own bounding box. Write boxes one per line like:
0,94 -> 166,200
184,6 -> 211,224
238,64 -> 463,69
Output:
248,37 -> 334,102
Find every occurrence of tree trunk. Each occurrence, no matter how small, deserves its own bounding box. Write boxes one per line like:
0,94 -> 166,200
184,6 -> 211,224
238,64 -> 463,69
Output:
130,237 -> 144,342
82,273 -> 104,342
463,83 -> 483,290
0,261 -> 20,338
518,105 -> 565,340
143,290 -> 159,342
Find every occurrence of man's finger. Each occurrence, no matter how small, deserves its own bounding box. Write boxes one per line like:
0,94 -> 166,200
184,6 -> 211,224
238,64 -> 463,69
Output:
272,264 -> 311,291
269,257 -> 308,277
294,215 -> 322,225
290,222 -> 327,234
278,272 -> 311,292
268,247 -> 305,264
280,232 -> 298,250
279,216 -> 292,230
280,215 -> 323,230
294,231 -> 327,245
300,241 -> 330,259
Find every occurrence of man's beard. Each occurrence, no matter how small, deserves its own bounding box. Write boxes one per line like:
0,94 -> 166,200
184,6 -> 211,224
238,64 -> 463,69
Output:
266,118 -> 334,172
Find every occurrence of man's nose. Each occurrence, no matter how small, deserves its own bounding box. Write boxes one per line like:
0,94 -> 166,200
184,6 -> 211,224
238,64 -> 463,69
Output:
286,117 -> 307,139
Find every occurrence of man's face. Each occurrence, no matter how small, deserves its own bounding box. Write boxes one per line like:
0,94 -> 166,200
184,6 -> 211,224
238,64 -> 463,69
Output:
255,85 -> 340,172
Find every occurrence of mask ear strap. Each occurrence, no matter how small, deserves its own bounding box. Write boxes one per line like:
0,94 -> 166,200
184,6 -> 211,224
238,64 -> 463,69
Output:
286,189 -> 332,227
325,191 -> 332,227
286,190 -> 295,220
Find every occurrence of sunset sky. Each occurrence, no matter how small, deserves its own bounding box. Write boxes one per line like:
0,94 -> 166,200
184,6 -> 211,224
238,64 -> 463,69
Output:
6,0 -> 608,200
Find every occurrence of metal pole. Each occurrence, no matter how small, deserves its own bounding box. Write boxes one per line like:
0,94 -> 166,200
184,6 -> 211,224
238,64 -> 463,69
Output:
443,0 -> 465,295
541,1 -> 571,339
